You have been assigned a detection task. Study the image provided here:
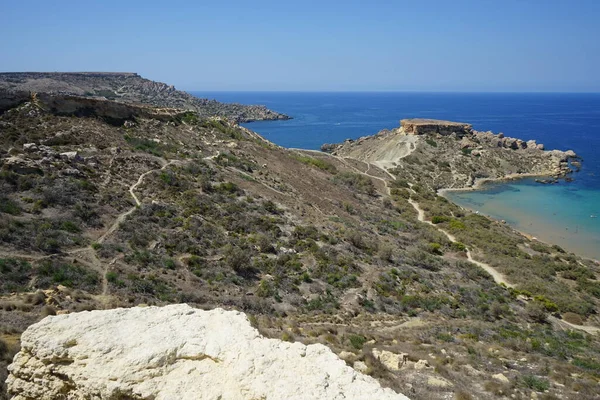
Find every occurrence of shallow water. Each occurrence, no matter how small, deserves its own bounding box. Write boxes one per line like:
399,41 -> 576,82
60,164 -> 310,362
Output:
444,179 -> 600,260
191,91 -> 600,259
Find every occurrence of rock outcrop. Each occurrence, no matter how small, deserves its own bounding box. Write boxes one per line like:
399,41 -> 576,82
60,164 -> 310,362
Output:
399,119 -> 472,137
330,118 -> 579,189
6,304 -> 408,400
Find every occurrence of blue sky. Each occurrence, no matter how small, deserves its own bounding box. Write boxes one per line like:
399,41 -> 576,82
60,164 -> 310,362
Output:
1,0 -> 599,92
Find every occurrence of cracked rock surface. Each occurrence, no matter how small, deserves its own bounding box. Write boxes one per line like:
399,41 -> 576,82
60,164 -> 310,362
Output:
6,304 -> 408,400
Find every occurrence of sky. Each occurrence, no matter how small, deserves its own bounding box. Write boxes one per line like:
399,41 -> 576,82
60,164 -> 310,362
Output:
1,0 -> 599,92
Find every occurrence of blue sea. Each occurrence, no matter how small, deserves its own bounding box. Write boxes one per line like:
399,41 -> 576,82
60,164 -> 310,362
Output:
191,92 -> 600,260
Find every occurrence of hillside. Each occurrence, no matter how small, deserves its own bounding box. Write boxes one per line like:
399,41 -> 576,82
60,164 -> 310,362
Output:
0,72 -> 290,123
1,90 -> 600,399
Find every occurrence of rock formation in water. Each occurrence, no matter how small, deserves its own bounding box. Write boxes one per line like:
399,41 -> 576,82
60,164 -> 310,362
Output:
6,304 -> 408,400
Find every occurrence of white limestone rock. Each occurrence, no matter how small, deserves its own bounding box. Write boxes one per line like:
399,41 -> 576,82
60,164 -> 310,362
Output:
6,304 -> 409,400
373,349 -> 406,371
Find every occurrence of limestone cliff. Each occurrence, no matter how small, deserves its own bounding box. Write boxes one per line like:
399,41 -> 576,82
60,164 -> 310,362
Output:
399,119 -> 472,137
6,305 -> 408,400
0,72 -> 290,123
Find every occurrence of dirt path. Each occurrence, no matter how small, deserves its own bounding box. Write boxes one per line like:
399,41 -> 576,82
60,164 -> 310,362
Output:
548,316 -> 600,335
97,160 -> 175,244
407,197 -> 514,288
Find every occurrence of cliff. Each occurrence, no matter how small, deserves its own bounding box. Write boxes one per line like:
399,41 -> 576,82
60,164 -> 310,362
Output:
6,304 -> 407,400
399,118 -> 472,137
0,72 -> 290,123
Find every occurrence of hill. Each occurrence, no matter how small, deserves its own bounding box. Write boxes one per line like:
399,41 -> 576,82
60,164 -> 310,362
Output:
1,87 -> 599,399
0,72 -> 290,123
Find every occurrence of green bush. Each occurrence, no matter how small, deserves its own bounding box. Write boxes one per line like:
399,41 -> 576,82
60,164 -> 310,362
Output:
293,155 -> 337,173
224,244 -> 252,275
36,260 -> 100,291
334,172 -> 376,196
425,138 -> 438,147
256,279 -> 276,298
448,219 -> 466,230
0,258 -> 32,293
214,181 -> 242,194
451,242 -> 466,252
348,334 -> 367,349
428,242 -> 443,255
522,375 -> 549,391
0,197 -> 21,215
431,215 -> 450,224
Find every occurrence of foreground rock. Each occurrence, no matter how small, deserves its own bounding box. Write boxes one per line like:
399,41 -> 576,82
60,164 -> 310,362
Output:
6,304 -> 408,400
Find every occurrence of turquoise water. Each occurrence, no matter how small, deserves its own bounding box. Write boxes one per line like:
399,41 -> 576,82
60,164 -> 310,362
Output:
191,92 -> 600,259
444,179 -> 600,260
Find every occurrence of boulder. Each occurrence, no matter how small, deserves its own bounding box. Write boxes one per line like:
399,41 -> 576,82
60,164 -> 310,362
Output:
23,143 -> 38,152
492,373 -> 510,384
60,151 -> 81,162
427,376 -> 453,388
353,361 -> 369,374
414,359 -> 432,370
2,156 -> 42,175
7,304 -> 408,400
372,349 -> 406,371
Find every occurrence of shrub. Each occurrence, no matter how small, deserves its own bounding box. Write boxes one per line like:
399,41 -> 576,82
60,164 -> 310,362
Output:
431,215 -> 450,224
334,172 -> 376,196
522,375 -> 549,391
0,257 -> 32,293
451,242 -> 466,252
526,302 -> 548,323
572,357 -> 600,373
256,279 -> 276,298
428,242 -> 443,255
293,155 -> 337,173
348,334 -> 367,350
0,197 -> 21,215
390,179 -> 409,188
448,219 -> 466,230
562,312 -> 584,325
124,135 -> 170,156
346,230 -> 369,250
36,260 -> 100,291
224,244 -> 252,275
378,244 -> 393,262
425,138 -> 438,147
214,182 -> 242,194
293,225 -> 320,241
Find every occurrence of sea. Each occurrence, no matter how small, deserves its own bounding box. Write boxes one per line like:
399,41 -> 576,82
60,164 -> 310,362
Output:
191,92 -> 600,260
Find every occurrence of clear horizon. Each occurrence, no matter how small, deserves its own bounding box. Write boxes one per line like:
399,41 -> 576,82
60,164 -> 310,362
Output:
2,1 -> 599,92
191,90 -> 600,94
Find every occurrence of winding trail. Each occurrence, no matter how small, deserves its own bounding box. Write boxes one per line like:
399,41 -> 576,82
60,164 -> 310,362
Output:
299,148 -> 599,334
407,198 -> 514,288
2,159 -> 179,308
97,159 -> 174,244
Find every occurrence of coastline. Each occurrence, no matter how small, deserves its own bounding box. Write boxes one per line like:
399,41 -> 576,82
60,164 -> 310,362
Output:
437,172 -> 553,196
438,172 -> 600,263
